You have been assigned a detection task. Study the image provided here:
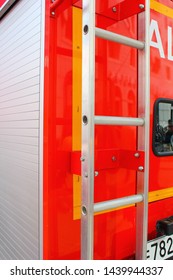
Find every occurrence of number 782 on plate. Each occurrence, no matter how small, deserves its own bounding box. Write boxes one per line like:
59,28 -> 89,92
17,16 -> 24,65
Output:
147,234 -> 173,260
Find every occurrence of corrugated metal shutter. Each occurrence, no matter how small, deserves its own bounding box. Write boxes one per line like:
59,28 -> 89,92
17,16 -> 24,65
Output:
0,0 -> 44,259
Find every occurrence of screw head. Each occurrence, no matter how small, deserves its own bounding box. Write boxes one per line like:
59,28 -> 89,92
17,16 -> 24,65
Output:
138,166 -> 144,171
51,11 -> 55,16
139,4 -> 145,9
84,172 -> 88,178
112,6 -> 116,12
134,153 -> 140,158
95,171 -> 99,177
112,156 -> 116,161
80,156 -> 85,162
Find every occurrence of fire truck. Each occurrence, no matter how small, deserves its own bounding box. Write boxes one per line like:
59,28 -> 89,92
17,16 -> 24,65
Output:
1,0 -> 173,260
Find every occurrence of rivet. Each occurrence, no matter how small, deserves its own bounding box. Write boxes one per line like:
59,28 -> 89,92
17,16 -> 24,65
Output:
112,156 -> 116,161
80,156 -> 85,162
51,11 -> 55,16
95,171 -> 99,177
139,4 -> 145,9
112,6 -> 117,12
138,166 -> 144,171
134,153 -> 140,158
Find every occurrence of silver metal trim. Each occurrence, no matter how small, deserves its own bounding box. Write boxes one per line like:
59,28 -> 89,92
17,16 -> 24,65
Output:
94,194 -> 143,213
38,0 -> 45,260
95,27 -> 145,49
81,0 -> 95,260
0,0 -> 17,18
94,116 -> 144,126
136,0 -> 150,260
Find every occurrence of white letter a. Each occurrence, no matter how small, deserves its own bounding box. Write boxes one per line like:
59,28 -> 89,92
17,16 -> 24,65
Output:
150,19 -> 165,58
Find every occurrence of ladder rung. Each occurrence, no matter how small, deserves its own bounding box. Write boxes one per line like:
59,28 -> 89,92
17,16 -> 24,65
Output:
94,116 -> 144,126
94,194 -> 144,213
95,27 -> 145,50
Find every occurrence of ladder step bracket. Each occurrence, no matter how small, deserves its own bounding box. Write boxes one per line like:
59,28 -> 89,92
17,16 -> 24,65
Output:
94,116 -> 145,126
108,0 -> 145,22
94,194 -> 144,213
95,27 -> 145,50
71,150 -> 144,175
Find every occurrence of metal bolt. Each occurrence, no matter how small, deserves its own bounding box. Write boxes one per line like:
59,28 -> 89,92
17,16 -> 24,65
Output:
84,172 -> 88,178
51,11 -> 55,16
112,6 -> 116,12
80,156 -> 85,162
139,4 -> 145,9
112,156 -> 116,161
95,171 -> 99,177
138,166 -> 144,171
134,153 -> 140,158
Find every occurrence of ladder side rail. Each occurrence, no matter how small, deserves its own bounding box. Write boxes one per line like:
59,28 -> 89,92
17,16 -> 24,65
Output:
81,0 -> 95,260
95,27 -> 145,50
136,0 -> 150,260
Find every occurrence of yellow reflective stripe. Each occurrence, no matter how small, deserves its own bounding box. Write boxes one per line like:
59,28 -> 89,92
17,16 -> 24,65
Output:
150,0 -> 173,19
148,186 -> 173,203
72,7 -> 82,220
72,7 -> 82,151
74,186 -> 173,220
73,175 -> 82,220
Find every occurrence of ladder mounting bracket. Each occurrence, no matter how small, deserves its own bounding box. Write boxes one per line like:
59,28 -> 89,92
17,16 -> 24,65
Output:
71,149 -> 144,175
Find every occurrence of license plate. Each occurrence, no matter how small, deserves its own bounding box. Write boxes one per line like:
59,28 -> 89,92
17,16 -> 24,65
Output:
147,234 -> 173,260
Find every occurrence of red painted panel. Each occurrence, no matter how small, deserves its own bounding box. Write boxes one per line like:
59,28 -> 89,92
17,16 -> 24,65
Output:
44,2 -> 138,259
44,0 -> 173,260
150,8 -> 173,192
0,0 -> 6,7
148,3 -> 173,245
148,198 -> 173,240
44,1 -> 77,260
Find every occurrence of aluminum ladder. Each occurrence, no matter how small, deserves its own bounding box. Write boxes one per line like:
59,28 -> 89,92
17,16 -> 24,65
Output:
81,0 -> 150,260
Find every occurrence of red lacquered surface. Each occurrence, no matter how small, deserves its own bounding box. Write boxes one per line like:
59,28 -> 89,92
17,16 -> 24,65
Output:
0,0 -> 6,7
44,0 -> 173,260
150,5 -> 173,191
147,1 -> 173,240
44,1 -> 137,259
44,1 -> 79,259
